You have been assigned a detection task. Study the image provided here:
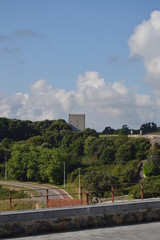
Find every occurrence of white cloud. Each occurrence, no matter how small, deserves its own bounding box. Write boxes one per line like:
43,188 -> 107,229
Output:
128,10 -> 160,90
0,71 -> 157,131
1,11 -> 160,131
111,82 -> 128,95
135,94 -> 153,107
30,79 -> 49,92
77,71 -> 105,90
127,10 -> 160,127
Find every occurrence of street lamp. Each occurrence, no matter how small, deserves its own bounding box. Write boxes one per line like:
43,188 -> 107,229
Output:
5,156 -> 7,180
63,162 -> 65,188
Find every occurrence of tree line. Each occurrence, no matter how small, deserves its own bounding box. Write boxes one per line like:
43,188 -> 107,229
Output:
0,117 -> 153,190
102,122 -> 158,135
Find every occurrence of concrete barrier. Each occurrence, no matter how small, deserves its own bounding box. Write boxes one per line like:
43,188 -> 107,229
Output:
0,199 -> 160,238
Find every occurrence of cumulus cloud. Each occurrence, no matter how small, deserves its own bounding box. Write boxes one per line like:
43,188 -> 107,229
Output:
30,79 -> 49,92
128,10 -> 160,123
0,71 -> 157,131
128,10 -> 160,90
1,11 -> 160,130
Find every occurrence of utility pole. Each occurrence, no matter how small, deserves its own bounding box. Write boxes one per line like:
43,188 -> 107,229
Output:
79,168 -> 81,199
63,161 -> 65,188
5,156 -> 7,180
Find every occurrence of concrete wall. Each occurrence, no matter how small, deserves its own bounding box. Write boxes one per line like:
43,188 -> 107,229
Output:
68,114 -> 85,132
0,199 -> 160,237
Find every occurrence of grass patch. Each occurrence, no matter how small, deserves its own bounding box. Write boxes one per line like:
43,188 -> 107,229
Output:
0,184 -> 39,199
86,164 -> 114,175
99,134 -> 118,138
0,199 -> 45,211
116,176 -> 160,199
0,185 -> 26,199
66,160 -> 140,200
58,182 -> 80,199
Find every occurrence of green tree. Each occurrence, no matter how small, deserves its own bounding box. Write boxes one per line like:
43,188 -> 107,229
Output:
131,138 -> 151,160
60,130 -> 73,148
113,136 -> 128,151
46,132 -> 62,147
0,118 -> 9,140
82,128 -> 98,139
8,143 -> 29,181
33,119 -> 53,134
99,146 -> 115,164
102,126 -> 115,134
116,141 -> 135,163
84,136 -> 97,155
140,122 -> 157,134
84,170 -> 112,198
143,151 -> 160,177
116,125 -> 129,135
8,143 -> 70,184
26,136 -> 45,146
69,136 -> 84,156
112,160 -> 138,184
41,148 -> 68,184
0,138 -> 12,178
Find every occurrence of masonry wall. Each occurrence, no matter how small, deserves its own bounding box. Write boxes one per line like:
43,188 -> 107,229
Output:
68,114 -> 85,132
0,199 -> 160,237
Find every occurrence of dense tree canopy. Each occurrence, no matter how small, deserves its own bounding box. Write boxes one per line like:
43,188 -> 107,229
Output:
0,117 -> 157,198
140,122 -> 157,134
143,144 -> 160,177
102,122 -> 158,135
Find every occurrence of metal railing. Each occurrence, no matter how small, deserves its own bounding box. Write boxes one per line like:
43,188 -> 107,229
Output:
0,182 -> 158,211
0,186 -> 90,211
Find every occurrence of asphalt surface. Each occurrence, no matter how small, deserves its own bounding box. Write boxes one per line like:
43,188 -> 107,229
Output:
4,221 -> 160,240
0,181 -> 72,203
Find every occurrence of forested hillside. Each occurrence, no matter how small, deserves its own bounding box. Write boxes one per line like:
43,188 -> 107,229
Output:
0,117 -> 160,199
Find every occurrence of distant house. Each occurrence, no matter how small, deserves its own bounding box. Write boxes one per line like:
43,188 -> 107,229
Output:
68,114 -> 85,132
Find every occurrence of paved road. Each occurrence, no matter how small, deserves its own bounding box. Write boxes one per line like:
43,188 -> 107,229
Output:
0,181 -> 72,203
4,221 -> 160,240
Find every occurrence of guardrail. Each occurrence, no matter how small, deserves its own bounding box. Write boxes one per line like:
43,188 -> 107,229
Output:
0,181 -> 157,211
0,186 -> 90,211
110,182 -> 144,202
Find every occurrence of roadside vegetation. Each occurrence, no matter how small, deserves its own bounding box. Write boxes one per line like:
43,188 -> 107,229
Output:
0,117 -> 160,201
0,184 -> 44,211
0,199 -> 44,211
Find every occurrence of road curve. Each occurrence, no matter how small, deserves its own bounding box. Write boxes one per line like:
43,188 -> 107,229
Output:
0,181 -> 72,203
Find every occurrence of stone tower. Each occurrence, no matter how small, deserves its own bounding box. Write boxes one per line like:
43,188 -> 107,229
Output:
68,114 -> 85,132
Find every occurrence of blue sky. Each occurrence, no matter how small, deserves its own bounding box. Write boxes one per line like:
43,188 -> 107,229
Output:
0,0 -> 160,131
